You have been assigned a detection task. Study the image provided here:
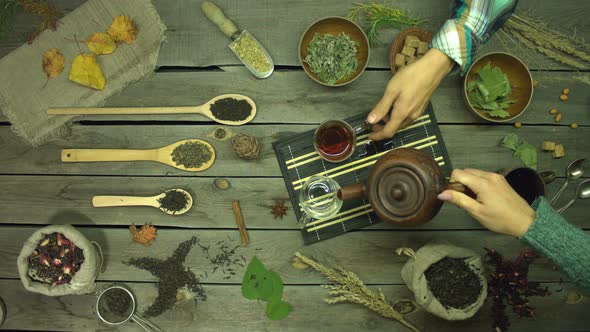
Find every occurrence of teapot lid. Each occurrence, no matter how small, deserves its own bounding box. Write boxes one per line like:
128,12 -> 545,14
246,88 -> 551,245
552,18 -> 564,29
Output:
374,165 -> 425,219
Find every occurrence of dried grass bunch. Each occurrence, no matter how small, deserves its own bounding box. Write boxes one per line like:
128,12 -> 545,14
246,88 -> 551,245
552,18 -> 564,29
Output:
294,252 -> 421,332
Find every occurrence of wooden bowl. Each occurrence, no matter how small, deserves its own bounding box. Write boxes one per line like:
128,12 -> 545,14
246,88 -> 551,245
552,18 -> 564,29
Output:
464,52 -> 533,123
299,17 -> 369,87
389,28 -> 432,75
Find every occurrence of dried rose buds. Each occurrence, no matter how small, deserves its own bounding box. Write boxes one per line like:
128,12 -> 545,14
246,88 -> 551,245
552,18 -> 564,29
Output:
27,232 -> 84,287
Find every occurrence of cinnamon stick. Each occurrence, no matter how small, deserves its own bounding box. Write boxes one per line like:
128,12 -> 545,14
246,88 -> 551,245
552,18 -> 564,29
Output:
232,200 -> 249,246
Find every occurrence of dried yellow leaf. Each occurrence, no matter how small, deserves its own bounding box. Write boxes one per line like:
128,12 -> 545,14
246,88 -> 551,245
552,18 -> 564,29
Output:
86,32 -> 117,55
108,15 -> 137,44
42,48 -> 65,79
69,54 -> 106,90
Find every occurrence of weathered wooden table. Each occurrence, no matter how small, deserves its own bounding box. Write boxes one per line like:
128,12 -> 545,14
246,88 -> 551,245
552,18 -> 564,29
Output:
0,1 -> 588,331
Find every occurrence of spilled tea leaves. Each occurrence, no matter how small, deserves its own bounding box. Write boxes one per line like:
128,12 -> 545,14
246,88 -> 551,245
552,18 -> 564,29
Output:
304,32 -> 359,85
241,256 -> 290,320
124,236 -> 207,317
171,141 -> 212,169
467,62 -> 514,118
500,134 -> 537,169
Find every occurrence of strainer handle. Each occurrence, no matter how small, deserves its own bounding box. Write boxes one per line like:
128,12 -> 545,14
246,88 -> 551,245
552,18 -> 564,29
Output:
132,312 -> 165,332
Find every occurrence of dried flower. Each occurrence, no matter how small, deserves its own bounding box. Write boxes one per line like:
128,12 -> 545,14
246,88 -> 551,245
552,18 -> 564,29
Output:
485,248 -> 550,331
231,133 -> 261,160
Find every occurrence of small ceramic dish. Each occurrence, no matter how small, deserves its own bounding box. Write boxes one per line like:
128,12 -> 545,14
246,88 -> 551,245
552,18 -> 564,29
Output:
299,17 -> 369,87
464,52 -> 533,123
389,28 -> 433,75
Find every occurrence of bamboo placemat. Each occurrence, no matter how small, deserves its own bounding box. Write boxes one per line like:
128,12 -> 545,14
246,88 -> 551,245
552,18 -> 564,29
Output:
273,104 -> 452,244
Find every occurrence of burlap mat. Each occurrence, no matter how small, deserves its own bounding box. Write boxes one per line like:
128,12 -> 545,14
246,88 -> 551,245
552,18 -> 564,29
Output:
0,0 -> 166,146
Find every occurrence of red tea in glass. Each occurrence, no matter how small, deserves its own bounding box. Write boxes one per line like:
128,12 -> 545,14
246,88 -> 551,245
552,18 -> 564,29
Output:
314,120 -> 357,162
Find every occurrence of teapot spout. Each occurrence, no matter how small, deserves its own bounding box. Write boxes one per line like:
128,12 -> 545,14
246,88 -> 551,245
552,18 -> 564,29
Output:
337,182 -> 366,201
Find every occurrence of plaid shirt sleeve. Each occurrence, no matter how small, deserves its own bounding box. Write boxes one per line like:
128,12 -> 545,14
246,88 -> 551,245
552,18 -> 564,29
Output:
430,0 -> 519,75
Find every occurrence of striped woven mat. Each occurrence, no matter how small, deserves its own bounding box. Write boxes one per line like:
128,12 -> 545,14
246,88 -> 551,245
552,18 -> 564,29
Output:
273,104 -> 452,244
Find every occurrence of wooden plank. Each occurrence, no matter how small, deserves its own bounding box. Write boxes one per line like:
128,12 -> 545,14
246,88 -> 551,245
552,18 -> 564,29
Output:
0,124 -> 587,176
0,175 -> 586,229
0,1 -> 587,70
2,70 -> 587,125
0,279 -> 587,332
0,227 -> 582,284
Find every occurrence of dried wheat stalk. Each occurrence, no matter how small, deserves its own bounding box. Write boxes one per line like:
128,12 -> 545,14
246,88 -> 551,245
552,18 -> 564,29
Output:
294,252 -> 421,332
500,13 -> 590,70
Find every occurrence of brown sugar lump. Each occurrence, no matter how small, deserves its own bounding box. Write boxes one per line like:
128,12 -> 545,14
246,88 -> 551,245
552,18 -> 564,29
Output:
394,53 -> 405,68
542,141 -> 556,151
417,41 -> 429,55
401,46 -> 416,57
552,144 -> 565,158
405,35 -> 421,48
406,56 -> 417,65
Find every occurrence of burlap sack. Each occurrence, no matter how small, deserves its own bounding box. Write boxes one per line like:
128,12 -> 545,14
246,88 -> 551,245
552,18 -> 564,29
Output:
397,241 -> 487,320
0,0 -> 166,146
17,225 -> 102,296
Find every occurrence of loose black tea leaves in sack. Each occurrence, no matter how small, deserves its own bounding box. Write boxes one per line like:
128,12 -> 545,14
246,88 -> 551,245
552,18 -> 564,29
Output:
171,141 -> 212,169
27,232 -> 85,286
424,257 -> 482,309
158,190 -> 189,213
124,236 -> 206,317
210,97 -> 253,122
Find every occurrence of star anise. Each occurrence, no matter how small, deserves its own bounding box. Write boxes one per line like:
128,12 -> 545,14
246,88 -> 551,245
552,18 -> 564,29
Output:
270,200 -> 288,219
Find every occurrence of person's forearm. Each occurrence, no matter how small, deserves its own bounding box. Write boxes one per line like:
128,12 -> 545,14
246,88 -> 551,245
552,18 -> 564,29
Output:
520,197 -> 590,295
431,0 -> 519,75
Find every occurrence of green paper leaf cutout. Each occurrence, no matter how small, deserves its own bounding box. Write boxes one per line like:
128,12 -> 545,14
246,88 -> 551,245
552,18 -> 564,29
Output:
266,300 -> 291,320
514,142 -> 537,169
241,256 -> 269,300
265,270 -> 284,303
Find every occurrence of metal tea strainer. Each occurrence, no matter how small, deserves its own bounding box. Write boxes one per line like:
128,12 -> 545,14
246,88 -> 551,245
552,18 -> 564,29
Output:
96,285 -> 164,332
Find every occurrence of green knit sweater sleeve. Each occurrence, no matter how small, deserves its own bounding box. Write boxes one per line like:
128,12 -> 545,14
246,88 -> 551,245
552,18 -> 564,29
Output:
521,196 -> 590,295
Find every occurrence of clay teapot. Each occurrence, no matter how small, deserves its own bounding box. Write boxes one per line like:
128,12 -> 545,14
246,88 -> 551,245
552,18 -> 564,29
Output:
337,148 -> 472,226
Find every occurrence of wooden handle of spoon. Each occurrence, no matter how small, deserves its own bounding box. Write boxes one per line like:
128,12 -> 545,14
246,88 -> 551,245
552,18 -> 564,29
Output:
92,196 -> 159,208
62,149 -> 158,162
48,106 -> 201,115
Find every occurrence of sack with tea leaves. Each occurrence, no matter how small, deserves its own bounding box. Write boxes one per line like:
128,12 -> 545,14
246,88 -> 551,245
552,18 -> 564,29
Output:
17,225 -> 102,296
396,241 -> 487,320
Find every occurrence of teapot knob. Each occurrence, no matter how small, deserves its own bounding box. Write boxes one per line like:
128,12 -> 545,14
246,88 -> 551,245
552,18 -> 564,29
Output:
391,185 -> 404,201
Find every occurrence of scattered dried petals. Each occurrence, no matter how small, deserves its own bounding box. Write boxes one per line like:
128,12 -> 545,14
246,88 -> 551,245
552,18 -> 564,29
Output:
42,48 -> 65,79
86,32 -> 117,55
69,54 -> 106,90
108,15 -> 137,44
52,258 -> 62,266
130,223 -> 157,246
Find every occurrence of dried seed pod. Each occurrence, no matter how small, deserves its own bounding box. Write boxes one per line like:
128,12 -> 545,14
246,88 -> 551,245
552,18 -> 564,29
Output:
571,123 -> 578,129
562,88 -> 570,95
559,94 -> 568,101
549,108 -> 558,115
555,113 -> 563,122
514,122 -> 522,128
214,178 -> 231,190
231,133 -> 261,160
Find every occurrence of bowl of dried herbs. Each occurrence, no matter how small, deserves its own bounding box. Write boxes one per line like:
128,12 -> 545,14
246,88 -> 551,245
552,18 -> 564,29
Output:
464,52 -> 533,123
299,17 -> 369,87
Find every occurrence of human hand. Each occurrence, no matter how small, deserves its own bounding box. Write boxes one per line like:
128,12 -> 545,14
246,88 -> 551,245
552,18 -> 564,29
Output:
437,169 -> 536,237
367,48 -> 454,141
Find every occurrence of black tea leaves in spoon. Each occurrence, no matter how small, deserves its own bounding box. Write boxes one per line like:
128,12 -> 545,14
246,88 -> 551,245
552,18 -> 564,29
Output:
158,190 -> 190,214
210,97 -> 252,122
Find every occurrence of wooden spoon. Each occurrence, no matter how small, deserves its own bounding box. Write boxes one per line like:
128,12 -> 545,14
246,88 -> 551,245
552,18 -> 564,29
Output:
92,189 -> 193,216
62,139 -> 215,172
47,94 -> 257,126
